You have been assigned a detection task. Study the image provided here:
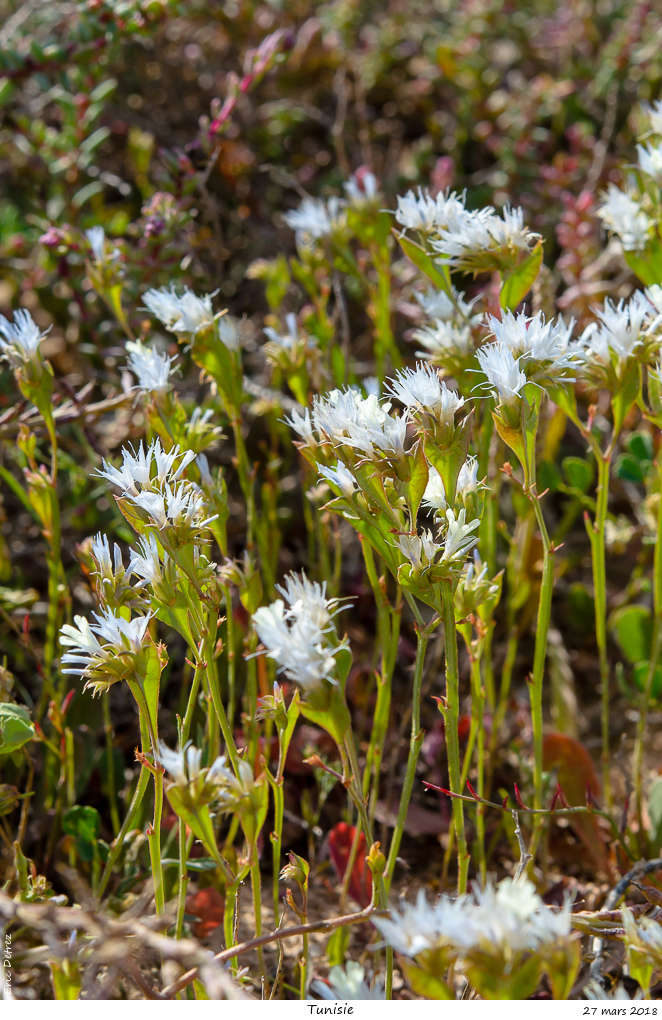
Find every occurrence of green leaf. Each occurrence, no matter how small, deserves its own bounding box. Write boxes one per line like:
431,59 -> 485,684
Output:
632,662 -> 662,700
404,440 -> 429,521
499,241 -> 543,311
624,237 -> 662,286
538,460 -> 562,493
628,431 -> 654,462
395,231 -> 452,293
400,959 -> 454,999
0,703 -> 35,756
615,452 -> 646,484
325,925 -> 351,967
610,605 -> 652,664
62,805 -> 101,862
562,456 -> 594,493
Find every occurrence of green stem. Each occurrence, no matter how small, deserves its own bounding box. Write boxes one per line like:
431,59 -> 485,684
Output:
175,824 -> 194,940
529,492 -> 554,856
205,636 -> 241,775
97,763 -> 150,899
383,627 -> 429,895
441,584 -> 469,893
592,451 -> 612,811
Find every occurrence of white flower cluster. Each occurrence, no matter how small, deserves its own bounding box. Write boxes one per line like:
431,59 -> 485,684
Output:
597,185 -> 653,252
287,387 -> 409,460
126,340 -> 177,393
0,308 -> 48,369
396,508 -> 480,572
143,286 -> 217,336
387,363 -> 465,428
60,607 -> 152,694
577,292 -> 662,377
374,878 -> 572,959
159,741 -> 255,812
95,439 -> 216,539
412,287 -> 480,368
252,571 -> 350,695
313,962 -> 384,1001
395,189 -> 538,272
283,195 -> 346,244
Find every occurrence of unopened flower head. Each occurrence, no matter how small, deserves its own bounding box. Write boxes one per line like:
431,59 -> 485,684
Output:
396,529 -> 444,572
0,309 -> 48,369
143,286 -> 216,336
126,340 -> 176,393
432,205 -> 539,274
475,342 -> 528,405
373,878 -> 572,960
252,571 -> 350,696
387,363 -> 465,428
283,196 -> 346,243
597,185 -> 652,252
455,550 -> 501,618
60,607 -> 153,695
394,188 -> 467,234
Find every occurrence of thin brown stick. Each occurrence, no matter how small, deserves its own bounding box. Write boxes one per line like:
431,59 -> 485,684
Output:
160,903 -> 376,999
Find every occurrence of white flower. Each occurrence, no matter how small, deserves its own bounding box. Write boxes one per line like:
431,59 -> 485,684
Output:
0,309 -> 48,367
394,188 -> 467,233
622,907 -> 662,960
90,533 -> 125,584
415,287 -> 480,324
373,878 -> 572,959
143,286 -> 216,335
386,363 -> 464,426
264,313 -> 303,353
218,314 -> 241,351
284,405 -> 316,445
422,465 -> 447,512
441,507 -> 480,562
432,205 -> 539,272
95,439 -> 196,496
126,340 -> 176,393
253,571 -> 349,696
86,226 -> 106,262
475,342 -> 528,404
597,185 -> 652,251
312,388 -> 409,459
60,608 -> 152,693
457,456 -> 482,499
579,292 -> 661,368
637,142 -> 662,182
483,310 -> 577,382
283,196 -> 346,242
130,481 -> 214,534
318,460 -> 357,496
313,962 -> 384,1000
413,320 -> 475,365
128,533 -> 167,587
345,170 -> 379,205
396,530 -> 443,570
158,740 -> 230,787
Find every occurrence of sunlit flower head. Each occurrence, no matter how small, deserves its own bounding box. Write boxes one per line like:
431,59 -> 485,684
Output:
60,607 -> 153,695
432,205 -> 539,273
311,388 -> 409,459
483,310 -> 577,383
394,188 -> 467,233
126,340 -> 176,393
95,439 -> 196,496
253,571 -> 350,696
0,309 -> 48,369
578,292 -> 661,380
283,196 -> 346,243
373,878 -> 572,959
597,185 -> 652,252
143,285 -> 216,335
386,363 -> 464,427
475,342 -> 527,404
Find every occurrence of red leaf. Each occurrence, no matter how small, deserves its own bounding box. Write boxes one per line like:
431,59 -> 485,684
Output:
328,822 -> 372,907
187,887 -> 225,938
